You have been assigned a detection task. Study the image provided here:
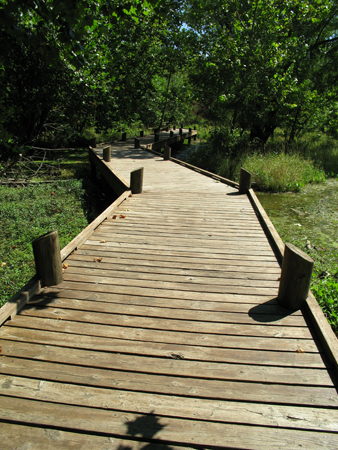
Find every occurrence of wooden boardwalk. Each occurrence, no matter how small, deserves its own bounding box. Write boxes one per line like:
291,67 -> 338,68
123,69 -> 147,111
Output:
1,131 -> 338,449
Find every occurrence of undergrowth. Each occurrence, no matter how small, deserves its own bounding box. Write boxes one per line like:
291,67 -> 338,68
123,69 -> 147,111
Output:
0,172 -> 110,307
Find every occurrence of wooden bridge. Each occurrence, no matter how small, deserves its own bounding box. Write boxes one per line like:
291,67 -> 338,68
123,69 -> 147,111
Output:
1,128 -> 338,449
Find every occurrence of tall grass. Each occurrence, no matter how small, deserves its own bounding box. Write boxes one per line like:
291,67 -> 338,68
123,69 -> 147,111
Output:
188,127 -> 337,192
242,153 -> 325,192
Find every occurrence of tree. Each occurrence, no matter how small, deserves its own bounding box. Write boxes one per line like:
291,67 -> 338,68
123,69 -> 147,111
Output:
184,0 -> 338,147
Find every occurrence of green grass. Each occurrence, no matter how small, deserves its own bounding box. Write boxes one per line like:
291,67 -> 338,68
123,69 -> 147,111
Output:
0,169 -> 111,307
242,152 -> 325,192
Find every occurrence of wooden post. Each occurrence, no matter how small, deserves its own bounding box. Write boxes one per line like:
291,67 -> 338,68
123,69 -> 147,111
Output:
173,125 -> 176,130
130,167 -> 144,194
89,137 -> 96,148
179,128 -> 183,135
134,138 -> 140,149
140,130 -> 144,137
122,132 -> 127,141
239,168 -> 252,194
170,131 -> 174,137
188,137 -> 191,145
164,145 -> 171,160
103,145 -> 111,162
154,133 -> 160,142
166,126 -> 169,131
278,243 -> 314,310
32,230 -> 63,286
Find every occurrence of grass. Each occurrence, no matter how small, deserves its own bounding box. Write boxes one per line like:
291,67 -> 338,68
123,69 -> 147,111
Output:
242,152 -> 325,192
0,149 -> 114,307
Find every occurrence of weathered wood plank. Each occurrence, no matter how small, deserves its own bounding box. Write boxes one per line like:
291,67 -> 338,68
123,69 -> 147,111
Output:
0,340 -> 331,383
0,327 -> 321,367
2,375 -> 338,432
1,396 -> 337,450
0,357 -> 336,405
18,306 -> 313,338
5,315 -> 317,352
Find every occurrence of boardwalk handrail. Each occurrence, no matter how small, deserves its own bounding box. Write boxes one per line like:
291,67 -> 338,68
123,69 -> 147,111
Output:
0,190 -> 131,326
248,187 -> 338,372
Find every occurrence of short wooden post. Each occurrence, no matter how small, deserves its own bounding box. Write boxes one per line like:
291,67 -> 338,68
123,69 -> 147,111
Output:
154,133 -> 160,142
140,130 -> 144,137
179,128 -> 182,135
189,128 -> 192,133
188,137 -> 191,145
122,132 -> 127,141
278,243 -> 314,310
134,138 -> 140,149
130,167 -> 144,194
164,145 -> 171,160
239,168 -> 252,194
32,230 -> 63,286
170,131 -> 174,137
173,125 -> 176,130
166,126 -> 169,132
103,145 -> 111,162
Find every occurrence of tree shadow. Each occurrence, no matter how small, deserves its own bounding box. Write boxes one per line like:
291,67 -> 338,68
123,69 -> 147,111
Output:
248,298 -> 296,322
116,412 -> 175,450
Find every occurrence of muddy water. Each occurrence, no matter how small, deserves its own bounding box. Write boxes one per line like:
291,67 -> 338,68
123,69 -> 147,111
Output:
256,179 -> 338,252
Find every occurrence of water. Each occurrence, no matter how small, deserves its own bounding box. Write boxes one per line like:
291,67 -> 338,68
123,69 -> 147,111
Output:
257,179 -> 338,251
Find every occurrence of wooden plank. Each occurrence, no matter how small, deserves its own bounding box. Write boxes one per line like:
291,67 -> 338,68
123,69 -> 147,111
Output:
63,265 -> 280,290
1,340 -> 330,383
0,327 -> 321,367
1,357 -> 336,405
2,375 -> 338,432
21,295 -> 306,327
82,241 -> 278,262
61,272 -> 279,296
18,305 -> 314,339
1,396 -> 338,449
0,422 -> 192,450
77,246 -> 282,267
67,255 -> 282,279
35,284 -> 294,314
58,279 -> 282,304
6,315 -> 317,352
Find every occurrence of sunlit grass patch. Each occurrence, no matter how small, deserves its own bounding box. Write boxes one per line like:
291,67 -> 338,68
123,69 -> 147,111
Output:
242,153 -> 325,192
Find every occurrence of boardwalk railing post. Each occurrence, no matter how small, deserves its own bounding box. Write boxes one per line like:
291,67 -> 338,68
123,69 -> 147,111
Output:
164,145 -> 171,160
103,145 -> 111,162
122,132 -> 127,141
140,130 -> 144,137
134,138 -> 140,149
89,137 -> 96,148
130,167 -> 144,194
278,243 -> 314,310
154,133 -> 160,142
32,230 -> 63,286
173,125 -> 176,130
239,168 -> 252,194
179,128 -> 183,135
170,131 -> 174,137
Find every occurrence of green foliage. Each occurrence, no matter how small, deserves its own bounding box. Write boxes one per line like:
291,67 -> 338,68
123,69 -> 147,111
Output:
0,175 -> 106,306
185,0 -> 338,143
242,153 -> 325,192
312,280 -> 338,334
